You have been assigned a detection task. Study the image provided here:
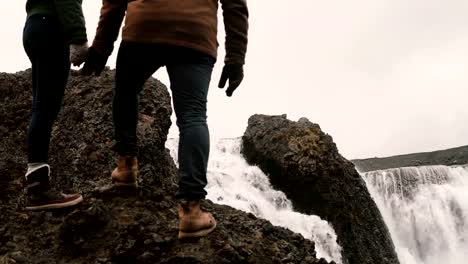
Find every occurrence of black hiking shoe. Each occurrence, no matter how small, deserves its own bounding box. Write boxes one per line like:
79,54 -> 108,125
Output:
25,189 -> 83,211
23,164 -> 83,211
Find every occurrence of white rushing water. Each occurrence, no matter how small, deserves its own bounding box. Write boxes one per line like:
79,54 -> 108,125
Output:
363,165 -> 468,264
166,137 -> 343,263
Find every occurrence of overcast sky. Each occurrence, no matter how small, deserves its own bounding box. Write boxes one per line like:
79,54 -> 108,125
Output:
2,1 -> 468,159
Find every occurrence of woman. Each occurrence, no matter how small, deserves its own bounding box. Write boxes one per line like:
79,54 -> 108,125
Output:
22,0 -> 89,210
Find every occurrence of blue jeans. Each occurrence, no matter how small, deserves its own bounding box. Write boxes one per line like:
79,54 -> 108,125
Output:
114,42 -> 215,200
23,15 -> 70,163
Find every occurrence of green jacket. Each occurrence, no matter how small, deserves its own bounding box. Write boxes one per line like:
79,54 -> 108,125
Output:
26,0 -> 87,44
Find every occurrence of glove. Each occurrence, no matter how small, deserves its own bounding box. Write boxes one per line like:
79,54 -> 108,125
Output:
69,42 -> 89,67
218,64 -> 244,97
81,46 -> 109,76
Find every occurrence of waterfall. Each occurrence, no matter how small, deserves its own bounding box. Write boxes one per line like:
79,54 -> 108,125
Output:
166,137 -> 343,263
362,165 -> 468,264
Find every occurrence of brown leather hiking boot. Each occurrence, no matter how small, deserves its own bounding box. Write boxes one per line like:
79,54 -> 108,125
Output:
111,156 -> 138,187
178,200 -> 217,239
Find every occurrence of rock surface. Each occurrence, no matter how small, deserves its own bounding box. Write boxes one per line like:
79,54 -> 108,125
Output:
0,70 -> 332,264
241,114 -> 400,264
351,145 -> 468,172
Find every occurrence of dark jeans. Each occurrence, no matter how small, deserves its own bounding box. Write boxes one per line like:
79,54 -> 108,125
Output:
23,15 -> 70,163
114,42 -> 215,200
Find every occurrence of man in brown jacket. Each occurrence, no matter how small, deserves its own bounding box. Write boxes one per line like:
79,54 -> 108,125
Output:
82,0 -> 248,239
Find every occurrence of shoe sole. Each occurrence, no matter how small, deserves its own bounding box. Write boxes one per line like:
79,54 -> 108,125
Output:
24,195 -> 83,211
178,220 -> 217,239
111,175 -> 138,188
113,181 -> 138,188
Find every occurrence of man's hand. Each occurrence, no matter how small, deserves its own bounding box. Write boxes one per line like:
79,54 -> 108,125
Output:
81,46 -> 109,76
70,42 -> 89,67
218,64 -> 244,97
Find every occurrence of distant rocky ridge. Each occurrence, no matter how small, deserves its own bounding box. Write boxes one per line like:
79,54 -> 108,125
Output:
0,69 -> 333,264
351,145 -> 468,172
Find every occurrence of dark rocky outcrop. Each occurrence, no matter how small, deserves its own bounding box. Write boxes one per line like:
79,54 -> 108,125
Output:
351,145 -> 468,172
241,114 -> 400,264
0,70 -> 332,264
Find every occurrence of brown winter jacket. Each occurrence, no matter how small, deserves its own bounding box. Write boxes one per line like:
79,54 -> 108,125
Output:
92,0 -> 249,64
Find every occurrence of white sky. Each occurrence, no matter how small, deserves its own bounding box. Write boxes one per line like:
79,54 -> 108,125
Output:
2,1 -> 468,159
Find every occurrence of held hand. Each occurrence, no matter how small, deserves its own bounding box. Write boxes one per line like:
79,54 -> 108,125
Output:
70,42 -> 89,67
81,46 -> 109,76
218,64 -> 244,97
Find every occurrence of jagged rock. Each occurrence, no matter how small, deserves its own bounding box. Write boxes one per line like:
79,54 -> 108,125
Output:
241,114 -> 400,264
0,70 -> 331,264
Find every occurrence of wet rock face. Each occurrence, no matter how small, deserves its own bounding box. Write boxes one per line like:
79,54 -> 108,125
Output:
241,114 -> 400,264
0,70 -> 332,264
